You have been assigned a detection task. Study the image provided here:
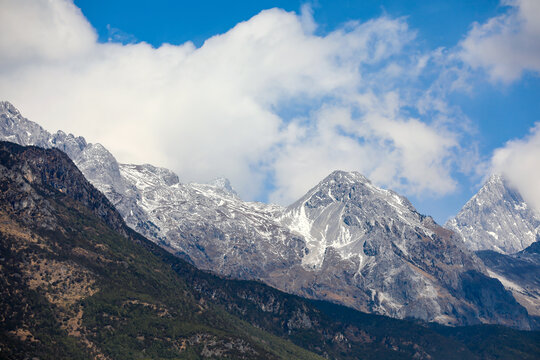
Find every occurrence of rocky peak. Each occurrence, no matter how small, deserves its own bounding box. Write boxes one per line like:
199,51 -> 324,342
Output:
0,100 -> 19,114
0,101 -> 51,149
210,177 -> 238,196
287,170 -> 416,222
1,102 -> 534,329
50,130 -> 88,159
282,170 -> 437,270
76,143 -> 127,192
120,163 -> 180,188
324,170 -> 371,184
446,174 -> 540,254
0,141 -> 127,235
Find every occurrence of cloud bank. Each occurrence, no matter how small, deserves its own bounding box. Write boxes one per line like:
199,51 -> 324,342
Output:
0,0 -> 480,205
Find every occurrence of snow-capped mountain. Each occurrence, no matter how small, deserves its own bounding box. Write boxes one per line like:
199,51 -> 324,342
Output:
0,101 -> 532,328
446,174 -> 540,254
275,171 -> 528,327
117,162 -> 307,278
281,171 -> 423,269
0,101 -> 307,280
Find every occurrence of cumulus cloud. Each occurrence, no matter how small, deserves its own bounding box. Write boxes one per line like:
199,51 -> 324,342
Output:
0,0 -> 468,204
269,92 -> 459,204
460,0 -> 540,83
0,0 -> 96,69
492,124 -> 540,212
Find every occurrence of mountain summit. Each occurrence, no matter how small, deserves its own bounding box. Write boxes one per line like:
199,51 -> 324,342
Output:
282,170 -> 416,268
446,174 -> 540,254
0,101 -> 533,329
278,169 -> 530,327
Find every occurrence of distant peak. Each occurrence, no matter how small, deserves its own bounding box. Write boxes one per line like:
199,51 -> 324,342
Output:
211,177 -> 238,196
447,172 -> 538,254
486,173 -> 504,185
323,170 -> 370,185
126,163 -> 180,187
0,100 -> 15,108
90,143 -> 107,151
0,101 -> 21,115
288,169 -> 417,213
481,174 -> 518,194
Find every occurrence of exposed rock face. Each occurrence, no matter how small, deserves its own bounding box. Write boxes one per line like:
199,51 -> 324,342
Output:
0,101 -> 54,148
117,162 -> 307,279
476,241 -> 540,318
446,174 -> 540,254
276,171 -> 530,328
0,141 -> 126,235
0,101 -> 532,328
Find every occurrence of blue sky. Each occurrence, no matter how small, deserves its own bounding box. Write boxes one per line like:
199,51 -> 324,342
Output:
2,0 -> 540,223
74,0 -> 504,48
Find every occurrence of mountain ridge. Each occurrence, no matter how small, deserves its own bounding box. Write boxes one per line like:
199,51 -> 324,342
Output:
276,168 -> 529,327
0,101 -> 533,329
1,140 -> 539,359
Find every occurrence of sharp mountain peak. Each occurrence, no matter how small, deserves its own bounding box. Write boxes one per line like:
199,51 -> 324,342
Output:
1,101 -> 535,329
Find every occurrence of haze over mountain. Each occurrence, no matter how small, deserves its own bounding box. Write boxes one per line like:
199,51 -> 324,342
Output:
1,101 -> 534,329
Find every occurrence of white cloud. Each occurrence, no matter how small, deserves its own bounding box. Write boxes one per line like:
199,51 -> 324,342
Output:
492,123 -> 540,212
460,0 -> 540,83
299,3 -> 317,34
0,0 -> 96,69
0,0 -> 468,204
269,91 -> 459,204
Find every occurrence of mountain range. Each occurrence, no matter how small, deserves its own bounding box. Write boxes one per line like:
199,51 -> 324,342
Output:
2,140 -> 539,359
0,101 -> 538,330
